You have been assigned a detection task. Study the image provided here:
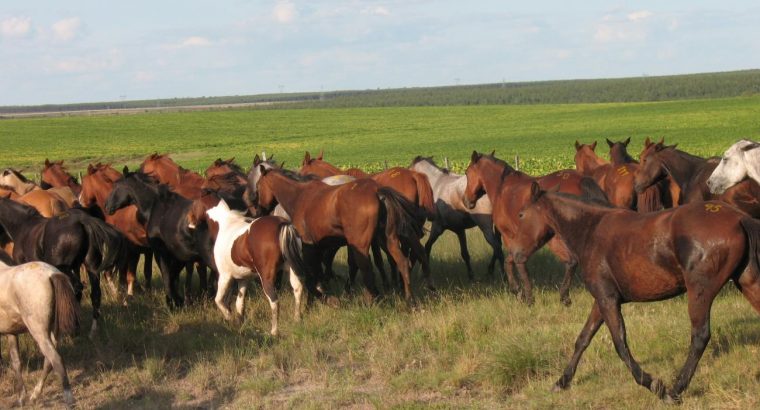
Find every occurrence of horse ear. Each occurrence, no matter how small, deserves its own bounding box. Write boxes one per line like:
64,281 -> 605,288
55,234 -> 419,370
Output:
623,137 -> 630,146
280,161 -> 286,169
227,157 -> 235,163
214,158 -> 223,166
574,141 -> 581,151
658,137 -> 665,145
606,138 -> 614,148
252,154 -> 261,166
742,142 -> 760,152
644,137 -> 652,146
529,181 -> 544,203
318,149 -> 323,160
44,158 -> 51,167
303,151 -> 311,165
87,164 -> 96,175
259,164 -> 269,175
490,149 -> 496,156
590,141 -> 597,151
123,165 -> 130,175
471,150 -> 481,163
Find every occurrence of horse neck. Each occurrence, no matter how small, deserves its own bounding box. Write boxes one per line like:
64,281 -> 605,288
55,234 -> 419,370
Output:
661,150 -> 706,188
413,161 -> 446,184
128,181 -> 159,219
575,152 -> 607,174
266,174 -> 309,214
542,194 -> 608,257
479,160 -> 510,202
0,200 -> 42,238
610,148 -> 636,165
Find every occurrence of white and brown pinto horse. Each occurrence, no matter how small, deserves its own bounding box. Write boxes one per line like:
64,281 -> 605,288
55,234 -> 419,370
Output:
0,255 -> 80,408
188,199 -> 313,336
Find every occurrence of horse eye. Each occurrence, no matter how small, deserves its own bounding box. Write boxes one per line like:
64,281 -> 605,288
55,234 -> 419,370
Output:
518,212 -> 524,219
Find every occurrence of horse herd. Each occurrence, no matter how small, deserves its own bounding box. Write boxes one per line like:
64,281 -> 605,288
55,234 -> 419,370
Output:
1,137 -> 760,406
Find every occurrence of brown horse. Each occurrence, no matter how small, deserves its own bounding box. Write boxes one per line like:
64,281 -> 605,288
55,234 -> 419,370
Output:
299,151 -> 436,220
634,139 -> 760,217
41,159 -> 82,196
463,151 -> 593,306
253,167 -> 432,304
1,168 -> 78,209
511,182 -> 760,402
140,153 -> 205,199
203,158 -> 249,210
79,163 -> 153,298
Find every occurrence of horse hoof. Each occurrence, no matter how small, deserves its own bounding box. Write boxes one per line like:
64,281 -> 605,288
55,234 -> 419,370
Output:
561,297 -> 572,307
649,378 -> 668,400
551,384 -> 562,393
325,296 -> 340,308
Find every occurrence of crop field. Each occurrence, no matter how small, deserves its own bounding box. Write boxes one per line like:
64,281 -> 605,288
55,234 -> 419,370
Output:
2,97 -> 760,409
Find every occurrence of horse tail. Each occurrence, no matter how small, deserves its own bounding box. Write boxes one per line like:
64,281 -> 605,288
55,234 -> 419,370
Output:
636,184 -> 663,212
411,171 -> 436,220
77,211 -> 124,272
378,187 -> 425,244
50,272 -> 81,336
579,177 -> 612,207
278,223 -> 309,280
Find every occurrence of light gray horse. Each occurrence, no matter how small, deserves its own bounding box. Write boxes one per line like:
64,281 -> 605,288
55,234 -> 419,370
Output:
707,139 -> 760,194
0,253 -> 79,408
410,156 -> 504,280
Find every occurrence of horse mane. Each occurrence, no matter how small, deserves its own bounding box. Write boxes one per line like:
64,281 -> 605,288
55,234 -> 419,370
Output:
3,169 -> 31,183
411,156 -> 450,174
206,172 -> 243,187
274,168 -> 320,182
214,159 -> 245,175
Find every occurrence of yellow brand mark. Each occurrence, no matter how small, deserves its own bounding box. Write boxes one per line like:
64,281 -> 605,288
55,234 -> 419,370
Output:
561,172 -> 569,180
390,170 -> 401,178
704,203 -> 722,213
616,166 -> 629,176
350,183 -> 358,190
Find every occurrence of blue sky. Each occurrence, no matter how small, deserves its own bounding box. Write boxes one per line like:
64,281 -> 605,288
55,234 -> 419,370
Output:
1,0 -> 759,105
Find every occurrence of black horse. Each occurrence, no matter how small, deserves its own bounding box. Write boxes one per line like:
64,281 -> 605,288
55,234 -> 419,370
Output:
0,197 -> 123,337
105,168 -> 216,308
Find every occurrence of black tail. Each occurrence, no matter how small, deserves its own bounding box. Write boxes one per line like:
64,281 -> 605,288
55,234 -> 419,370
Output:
741,217 -> 760,279
377,187 -> 425,240
71,210 -> 125,273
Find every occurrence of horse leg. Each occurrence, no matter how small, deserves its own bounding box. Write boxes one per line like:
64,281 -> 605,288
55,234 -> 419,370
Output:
87,270 -> 101,339
550,237 -> 576,306
184,261 -> 194,303
260,275 -> 280,336
454,228 -> 475,282
371,240 -> 390,291
126,247 -> 139,299
424,221 -> 444,266
197,262 -> 208,296
235,279 -> 249,322
7,334 -> 26,406
346,248 -> 357,291
383,234 -> 415,304
214,272 -> 234,320
348,245 -> 380,304
28,330 -> 73,407
553,301 -> 603,391
513,258 -> 534,306
596,294 -> 667,399
475,218 -> 504,277
667,287 -> 720,402
406,233 -> 434,291
289,264 -> 305,321
501,236 -> 520,295
143,249 -> 153,290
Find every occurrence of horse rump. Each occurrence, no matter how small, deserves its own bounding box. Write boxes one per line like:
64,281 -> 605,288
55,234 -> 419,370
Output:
50,273 -> 81,336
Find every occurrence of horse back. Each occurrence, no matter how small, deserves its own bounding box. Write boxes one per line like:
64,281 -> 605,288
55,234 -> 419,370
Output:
230,216 -> 284,273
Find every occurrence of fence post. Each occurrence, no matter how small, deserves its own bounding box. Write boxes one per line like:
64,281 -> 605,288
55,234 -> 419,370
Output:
444,157 -> 450,170
514,155 -> 520,171
384,160 -> 388,170
262,151 -> 267,161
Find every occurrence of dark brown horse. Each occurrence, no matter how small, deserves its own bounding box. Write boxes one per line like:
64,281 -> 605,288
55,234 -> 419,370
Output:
299,151 -> 436,220
202,158 -> 249,210
463,151 -> 593,306
634,140 -> 760,217
41,159 -> 82,196
511,182 -> 760,402
139,153 -> 205,199
253,167 -> 432,304
79,163 -> 153,299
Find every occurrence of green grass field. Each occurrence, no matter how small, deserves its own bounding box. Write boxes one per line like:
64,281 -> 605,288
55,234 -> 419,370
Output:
2,97 -> 760,408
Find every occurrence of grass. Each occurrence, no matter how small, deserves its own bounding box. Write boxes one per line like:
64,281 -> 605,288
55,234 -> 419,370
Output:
2,97 -> 760,408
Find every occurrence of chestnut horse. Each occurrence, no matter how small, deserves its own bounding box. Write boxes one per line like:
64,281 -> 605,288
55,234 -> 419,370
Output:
1,169 -> 77,210
463,151 -> 594,306
253,167 -> 432,304
79,163 -> 153,299
634,140 -> 760,217
202,158 -> 248,211
511,182 -> 760,402
299,151 -> 436,221
41,159 -> 82,196
139,153 -> 205,199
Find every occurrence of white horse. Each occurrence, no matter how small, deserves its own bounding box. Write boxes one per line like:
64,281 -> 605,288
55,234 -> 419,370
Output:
0,255 -> 79,408
707,139 -> 760,194
203,200 -> 310,336
410,156 -> 504,279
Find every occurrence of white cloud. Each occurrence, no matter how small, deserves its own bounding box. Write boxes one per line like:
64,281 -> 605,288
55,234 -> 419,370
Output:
164,36 -> 212,50
1,16 -> 32,38
50,49 -> 124,73
273,1 -> 297,23
361,6 -> 390,17
51,17 -> 81,42
627,10 -> 653,22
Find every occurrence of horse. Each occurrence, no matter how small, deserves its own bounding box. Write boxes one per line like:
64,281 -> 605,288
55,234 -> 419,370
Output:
188,198 -> 317,335
203,157 -> 249,210
1,187 -> 68,217
0,197 -> 123,338
299,151 -> 436,221
511,181 -> 760,402
707,139 -> 760,194
105,168 -> 216,307
0,257 -> 80,408
41,159 -> 82,196
463,151 -> 592,306
139,153 -> 205,199
409,156 -> 504,280
633,140 -> 760,217
1,168 -> 79,208
252,167 -> 432,304
79,163 -> 153,299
